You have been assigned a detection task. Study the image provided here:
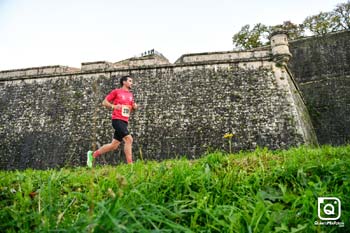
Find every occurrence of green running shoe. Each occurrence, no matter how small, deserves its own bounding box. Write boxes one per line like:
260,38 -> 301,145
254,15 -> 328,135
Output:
87,150 -> 93,168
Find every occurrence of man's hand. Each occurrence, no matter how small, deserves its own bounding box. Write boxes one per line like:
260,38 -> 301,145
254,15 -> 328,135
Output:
132,103 -> 138,110
113,104 -> 122,110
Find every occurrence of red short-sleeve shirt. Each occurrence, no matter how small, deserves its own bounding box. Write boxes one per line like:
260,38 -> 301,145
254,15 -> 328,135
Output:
106,88 -> 134,122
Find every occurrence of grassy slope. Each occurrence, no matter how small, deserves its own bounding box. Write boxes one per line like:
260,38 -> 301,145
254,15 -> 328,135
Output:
0,146 -> 349,232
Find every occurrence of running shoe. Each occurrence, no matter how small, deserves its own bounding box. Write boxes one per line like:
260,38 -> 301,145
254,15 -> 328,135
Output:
87,150 -> 93,168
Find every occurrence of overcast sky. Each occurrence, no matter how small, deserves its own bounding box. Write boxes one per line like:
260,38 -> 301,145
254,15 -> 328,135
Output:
0,0 -> 344,70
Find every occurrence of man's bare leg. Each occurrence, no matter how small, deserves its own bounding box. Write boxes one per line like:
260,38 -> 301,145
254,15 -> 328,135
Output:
93,139 -> 121,158
123,135 -> 133,164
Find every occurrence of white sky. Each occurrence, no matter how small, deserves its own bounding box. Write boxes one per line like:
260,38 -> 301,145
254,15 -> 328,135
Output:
0,0 -> 344,70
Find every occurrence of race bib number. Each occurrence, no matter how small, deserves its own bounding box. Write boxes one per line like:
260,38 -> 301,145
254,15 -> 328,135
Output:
121,105 -> 130,117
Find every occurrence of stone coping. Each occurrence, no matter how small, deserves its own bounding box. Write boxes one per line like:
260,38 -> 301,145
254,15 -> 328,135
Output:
0,48 -> 272,81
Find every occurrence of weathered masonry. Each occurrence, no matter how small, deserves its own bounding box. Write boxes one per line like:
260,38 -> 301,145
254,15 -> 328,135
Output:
288,30 -> 350,146
0,32 -> 318,170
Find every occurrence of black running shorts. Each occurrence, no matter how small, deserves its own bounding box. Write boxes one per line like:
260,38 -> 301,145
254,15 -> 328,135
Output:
112,119 -> 129,142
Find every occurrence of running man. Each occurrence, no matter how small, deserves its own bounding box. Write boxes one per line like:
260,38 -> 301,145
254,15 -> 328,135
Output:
87,75 -> 138,167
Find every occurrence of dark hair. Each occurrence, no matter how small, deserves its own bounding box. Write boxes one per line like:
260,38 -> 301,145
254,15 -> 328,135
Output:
119,75 -> 131,87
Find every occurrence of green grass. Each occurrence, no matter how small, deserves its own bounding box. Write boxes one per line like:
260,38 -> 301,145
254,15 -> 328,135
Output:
0,145 -> 349,232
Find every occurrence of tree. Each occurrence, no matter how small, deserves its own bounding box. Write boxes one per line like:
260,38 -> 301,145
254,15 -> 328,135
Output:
303,1 -> 350,35
270,21 -> 305,40
332,0 -> 350,30
232,21 -> 303,49
303,11 -> 335,35
232,23 -> 269,50
232,1 -> 350,49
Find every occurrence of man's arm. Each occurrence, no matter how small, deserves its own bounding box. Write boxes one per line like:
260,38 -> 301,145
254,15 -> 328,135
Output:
102,98 -> 121,110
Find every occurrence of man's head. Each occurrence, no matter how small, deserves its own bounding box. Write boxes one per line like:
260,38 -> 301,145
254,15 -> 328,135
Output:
120,75 -> 133,89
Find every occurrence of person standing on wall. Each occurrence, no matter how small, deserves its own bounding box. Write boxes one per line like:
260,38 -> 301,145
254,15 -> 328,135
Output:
87,75 -> 138,167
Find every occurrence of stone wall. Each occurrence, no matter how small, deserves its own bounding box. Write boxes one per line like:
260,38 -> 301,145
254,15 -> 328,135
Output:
289,30 -> 350,145
0,34 -> 317,170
